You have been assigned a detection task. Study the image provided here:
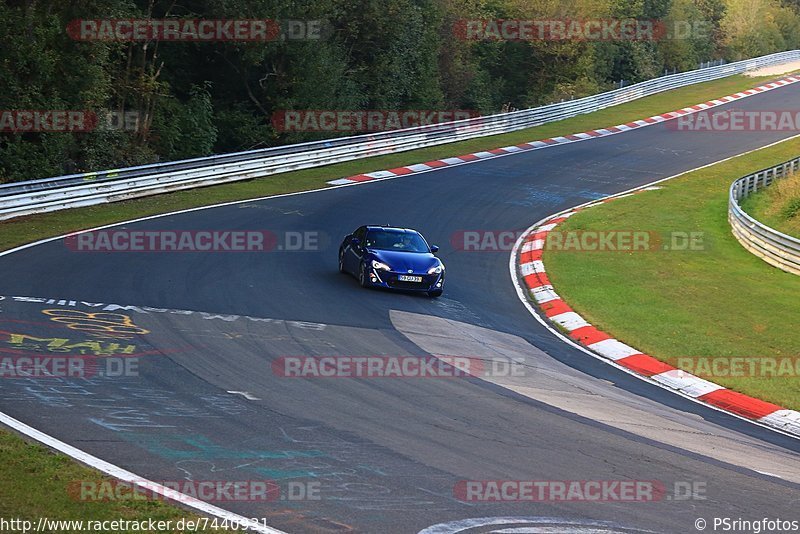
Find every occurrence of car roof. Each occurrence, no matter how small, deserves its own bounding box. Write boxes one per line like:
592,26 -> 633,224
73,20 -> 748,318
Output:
364,225 -> 419,234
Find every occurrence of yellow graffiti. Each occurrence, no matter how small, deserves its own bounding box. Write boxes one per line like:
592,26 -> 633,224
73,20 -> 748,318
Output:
4,332 -> 137,356
42,309 -> 150,340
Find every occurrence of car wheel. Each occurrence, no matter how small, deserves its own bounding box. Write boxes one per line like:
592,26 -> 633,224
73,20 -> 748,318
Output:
359,262 -> 369,288
338,250 -> 346,273
427,290 -> 443,298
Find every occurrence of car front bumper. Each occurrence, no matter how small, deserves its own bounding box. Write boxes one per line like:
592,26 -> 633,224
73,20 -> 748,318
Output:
368,269 -> 444,292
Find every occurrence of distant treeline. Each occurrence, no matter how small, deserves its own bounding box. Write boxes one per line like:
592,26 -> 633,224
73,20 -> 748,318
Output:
1,0 -> 799,182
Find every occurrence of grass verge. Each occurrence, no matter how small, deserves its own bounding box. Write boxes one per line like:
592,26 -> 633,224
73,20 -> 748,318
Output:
0,430 -> 228,532
740,168 -> 800,238
544,137 -> 800,410
0,73 -> 793,253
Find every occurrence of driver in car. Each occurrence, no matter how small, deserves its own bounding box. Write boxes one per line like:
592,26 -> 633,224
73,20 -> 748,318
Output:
393,234 -> 414,250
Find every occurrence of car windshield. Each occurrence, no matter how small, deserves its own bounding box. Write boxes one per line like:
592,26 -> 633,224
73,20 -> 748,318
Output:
365,230 -> 429,253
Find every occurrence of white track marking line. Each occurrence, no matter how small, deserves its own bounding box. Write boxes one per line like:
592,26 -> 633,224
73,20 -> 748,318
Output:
227,391 -> 261,401
0,412 -> 286,534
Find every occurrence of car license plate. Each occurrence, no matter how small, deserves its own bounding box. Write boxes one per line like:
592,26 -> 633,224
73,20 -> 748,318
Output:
398,275 -> 423,282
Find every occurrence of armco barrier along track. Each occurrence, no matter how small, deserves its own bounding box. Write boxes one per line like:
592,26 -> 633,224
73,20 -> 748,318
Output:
729,155 -> 800,275
1,50 -> 799,221
329,75 -> 800,185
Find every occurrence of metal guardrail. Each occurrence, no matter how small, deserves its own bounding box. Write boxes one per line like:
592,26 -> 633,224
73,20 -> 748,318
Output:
1,50 -> 799,221
729,155 -> 800,275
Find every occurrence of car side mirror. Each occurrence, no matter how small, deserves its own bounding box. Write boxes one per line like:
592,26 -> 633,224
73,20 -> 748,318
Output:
351,237 -> 360,247
430,245 -> 439,253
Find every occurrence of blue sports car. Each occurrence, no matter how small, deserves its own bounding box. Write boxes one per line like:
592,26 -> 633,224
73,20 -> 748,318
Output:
339,225 -> 445,297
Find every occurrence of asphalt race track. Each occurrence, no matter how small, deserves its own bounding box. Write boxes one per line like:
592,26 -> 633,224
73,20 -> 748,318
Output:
1,81 -> 799,533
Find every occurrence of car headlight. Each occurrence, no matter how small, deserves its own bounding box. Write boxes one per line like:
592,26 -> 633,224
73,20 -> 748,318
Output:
428,264 -> 444,275
372,260 -> 391,271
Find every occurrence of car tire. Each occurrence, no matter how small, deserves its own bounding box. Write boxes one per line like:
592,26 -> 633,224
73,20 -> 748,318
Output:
359,262 -> 369,288
427,290 -> 443,298
338,250 -> 346,273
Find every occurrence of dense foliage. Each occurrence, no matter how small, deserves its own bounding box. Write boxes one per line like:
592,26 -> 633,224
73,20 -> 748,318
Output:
1,0 -> 799,182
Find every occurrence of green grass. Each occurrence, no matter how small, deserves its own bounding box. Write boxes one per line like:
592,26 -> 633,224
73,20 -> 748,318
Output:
544,137 -> 800,410
0,430 -> 229,533
0,73 -> 791,253
740,168 -> 800,238
0,71 -> 796,526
